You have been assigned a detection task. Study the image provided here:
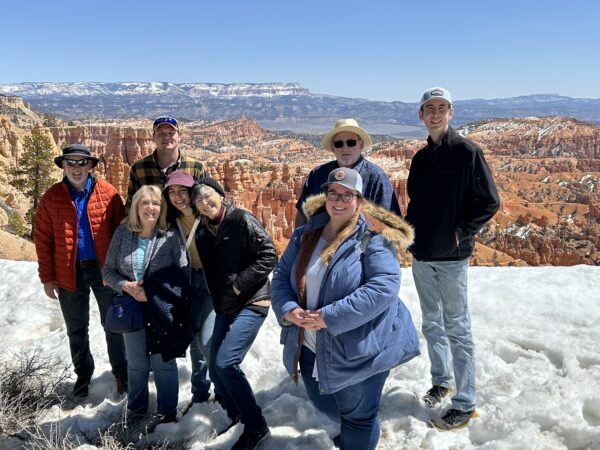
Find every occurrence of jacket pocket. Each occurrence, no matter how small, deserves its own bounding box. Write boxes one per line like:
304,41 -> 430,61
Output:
280,326 -> 291,345
340,324 -> 381,361
279,325 -> 297,347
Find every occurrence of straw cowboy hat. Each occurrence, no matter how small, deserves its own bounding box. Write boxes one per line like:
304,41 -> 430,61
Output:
321,118 -> 372,153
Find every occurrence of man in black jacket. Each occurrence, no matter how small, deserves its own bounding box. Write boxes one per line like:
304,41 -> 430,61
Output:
406,87 -> 500,431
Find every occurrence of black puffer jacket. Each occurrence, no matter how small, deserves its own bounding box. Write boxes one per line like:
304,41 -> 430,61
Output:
406,127 -> 500,261
195,201 -> 278,315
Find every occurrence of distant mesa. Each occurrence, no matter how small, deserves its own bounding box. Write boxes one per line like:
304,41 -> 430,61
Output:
2,82 -> 600,137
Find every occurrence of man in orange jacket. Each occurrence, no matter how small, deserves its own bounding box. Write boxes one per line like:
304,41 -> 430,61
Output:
34,144 -> 127,398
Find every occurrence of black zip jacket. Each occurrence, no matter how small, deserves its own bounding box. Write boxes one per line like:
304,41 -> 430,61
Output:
406,127 -> 500,261
143,267 -> 195,361
195,202 -> 278,315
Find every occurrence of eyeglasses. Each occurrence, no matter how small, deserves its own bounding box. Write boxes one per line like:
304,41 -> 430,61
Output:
326,191 -> 358,203
153,116 -> 178,132
64,159 -> 89,167
332,139 -> 358,149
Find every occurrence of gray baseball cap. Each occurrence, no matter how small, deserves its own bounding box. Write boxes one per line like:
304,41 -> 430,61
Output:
420,87 -> 452,109
321,167 -> 363,194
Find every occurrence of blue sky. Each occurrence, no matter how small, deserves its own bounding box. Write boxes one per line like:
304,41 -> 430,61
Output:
2,0 -> 599,102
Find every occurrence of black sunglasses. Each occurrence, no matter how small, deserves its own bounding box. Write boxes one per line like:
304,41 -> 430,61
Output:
332,139 -> 358,149
64,159 -> 89,167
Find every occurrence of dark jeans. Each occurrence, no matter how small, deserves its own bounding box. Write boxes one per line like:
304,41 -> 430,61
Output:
57,265 -> 127,379
189,269 -> 216,403
300,347 -> 389,450
210,308 -> 267,432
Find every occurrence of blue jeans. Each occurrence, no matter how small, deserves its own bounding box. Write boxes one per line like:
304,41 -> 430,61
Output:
300,347 -> 389,450
210,308 -> 267,432
189,269 -> 216,402
58,265 -> 126,379
123,329 -> 178,417
412,258 -> 476,411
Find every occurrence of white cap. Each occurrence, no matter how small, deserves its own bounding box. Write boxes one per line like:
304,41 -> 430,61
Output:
420,87 -> 452,109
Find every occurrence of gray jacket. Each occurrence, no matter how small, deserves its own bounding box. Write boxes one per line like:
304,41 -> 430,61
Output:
102,224 -> 188,293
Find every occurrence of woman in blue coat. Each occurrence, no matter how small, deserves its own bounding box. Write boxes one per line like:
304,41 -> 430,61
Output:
272,167 -> 419,450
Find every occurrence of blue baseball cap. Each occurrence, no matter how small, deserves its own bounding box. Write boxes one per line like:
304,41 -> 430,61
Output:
153,116 -> 179,132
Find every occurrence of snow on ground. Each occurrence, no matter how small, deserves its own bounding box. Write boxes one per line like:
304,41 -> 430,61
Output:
1,259 -> 599,449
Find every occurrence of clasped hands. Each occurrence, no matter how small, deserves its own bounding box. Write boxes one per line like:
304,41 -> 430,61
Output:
284,307 -> 327,330
123,280 -> 147,302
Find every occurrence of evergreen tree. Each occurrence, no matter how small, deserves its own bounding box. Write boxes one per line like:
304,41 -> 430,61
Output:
42,113 -> 59,127
11,129 -> 57,235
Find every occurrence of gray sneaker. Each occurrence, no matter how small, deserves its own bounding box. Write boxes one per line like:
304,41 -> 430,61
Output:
422,385 -> 451,407
428,408 -> 477,431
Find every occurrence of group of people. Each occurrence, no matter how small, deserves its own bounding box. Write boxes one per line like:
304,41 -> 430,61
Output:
34,86 -> 500,450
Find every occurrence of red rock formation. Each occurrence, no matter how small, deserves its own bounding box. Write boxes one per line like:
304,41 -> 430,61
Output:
0,116 -> 22,159
1,107 -> 599,266
185,117 -> 265,150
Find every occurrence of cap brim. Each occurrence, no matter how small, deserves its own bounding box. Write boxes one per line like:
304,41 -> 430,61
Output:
320,181 -> 361,193
163,181 -> 194,190
154,123 -> 178,132
420,98 -> 452,108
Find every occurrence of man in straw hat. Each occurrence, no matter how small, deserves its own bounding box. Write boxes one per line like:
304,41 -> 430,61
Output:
406,87 -> 499,431
294,118 -> 401,227
34,144 -> 127,397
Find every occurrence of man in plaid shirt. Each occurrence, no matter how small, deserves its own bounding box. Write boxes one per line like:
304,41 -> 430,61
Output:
125,116 -> 208,210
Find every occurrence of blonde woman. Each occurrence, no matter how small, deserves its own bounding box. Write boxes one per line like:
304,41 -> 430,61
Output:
103,185 -> 190,425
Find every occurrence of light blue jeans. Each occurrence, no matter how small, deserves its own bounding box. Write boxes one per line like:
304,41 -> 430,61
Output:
412,258 -> 476,411
123,329 -> 179,417
300,347 -> 389,450
189,269 -> 216,403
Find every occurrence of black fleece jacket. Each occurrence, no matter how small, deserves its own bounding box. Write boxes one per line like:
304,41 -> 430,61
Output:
406,127 -> 500,261
195,202 -> 278,315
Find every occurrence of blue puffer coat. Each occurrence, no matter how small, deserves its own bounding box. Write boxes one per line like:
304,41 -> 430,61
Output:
272,195 -> 420,394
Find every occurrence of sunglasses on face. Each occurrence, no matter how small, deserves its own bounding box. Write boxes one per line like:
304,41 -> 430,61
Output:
64,159 -> 89,167
326,191 -> 357,203
332,139 -> 358,149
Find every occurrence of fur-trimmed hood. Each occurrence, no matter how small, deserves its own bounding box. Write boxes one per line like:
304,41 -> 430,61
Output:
301,193 -> 414,252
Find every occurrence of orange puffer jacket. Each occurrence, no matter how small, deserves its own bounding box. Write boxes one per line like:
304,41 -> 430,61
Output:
34,177 -> 124,292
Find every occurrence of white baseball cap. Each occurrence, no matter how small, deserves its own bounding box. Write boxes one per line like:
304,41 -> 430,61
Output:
419,87 -> 452,109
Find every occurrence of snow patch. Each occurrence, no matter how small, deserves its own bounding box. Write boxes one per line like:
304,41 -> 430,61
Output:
1,261 -> 599,449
